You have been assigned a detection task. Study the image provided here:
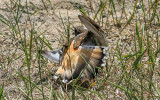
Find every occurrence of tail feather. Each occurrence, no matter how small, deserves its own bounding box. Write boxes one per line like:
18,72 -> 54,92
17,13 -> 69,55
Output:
67,45 -> 109,81
78,46 -> 108,65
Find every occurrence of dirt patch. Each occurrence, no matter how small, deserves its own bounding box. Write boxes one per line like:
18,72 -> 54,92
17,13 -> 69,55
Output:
0,0 -> 160,99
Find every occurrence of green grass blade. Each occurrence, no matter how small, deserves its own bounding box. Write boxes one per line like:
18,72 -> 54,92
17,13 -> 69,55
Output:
133,47 -> 148,69
136,22 -> 143,52
148,80 -> 160,97
107,80 -> 139,100
121,0 -> 138,33
75,4 -> 86,15
0,83 -> 4,99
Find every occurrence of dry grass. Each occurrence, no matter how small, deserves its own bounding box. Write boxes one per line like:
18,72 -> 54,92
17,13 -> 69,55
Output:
0,0 -> 160,99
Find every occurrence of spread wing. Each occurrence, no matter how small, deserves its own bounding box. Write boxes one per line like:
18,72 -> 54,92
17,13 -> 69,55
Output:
61,45 -> 108,83
74,26 -> 97,46
40,49 -> 63,63
78,14 -> 106,46
40,31 -> 87,64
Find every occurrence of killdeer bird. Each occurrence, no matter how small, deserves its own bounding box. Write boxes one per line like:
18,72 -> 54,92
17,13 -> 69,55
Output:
41,14 -> 108,83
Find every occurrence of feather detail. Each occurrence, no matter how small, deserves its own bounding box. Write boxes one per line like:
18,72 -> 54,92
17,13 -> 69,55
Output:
78,14 -> 106,46
40,14 -> 109,84
41,49 -> 63,63
56,43 -> 109,83
73,32 -> 88,48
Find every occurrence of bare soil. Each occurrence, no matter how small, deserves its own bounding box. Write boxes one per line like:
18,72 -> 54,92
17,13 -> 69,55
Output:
0,0 -> 160,99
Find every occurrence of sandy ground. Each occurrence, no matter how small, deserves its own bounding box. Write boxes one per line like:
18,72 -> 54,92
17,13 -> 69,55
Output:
0,0 -> 160,99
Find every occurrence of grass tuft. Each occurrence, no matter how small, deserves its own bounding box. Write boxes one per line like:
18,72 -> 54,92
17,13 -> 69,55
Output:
0,0 -> 160,99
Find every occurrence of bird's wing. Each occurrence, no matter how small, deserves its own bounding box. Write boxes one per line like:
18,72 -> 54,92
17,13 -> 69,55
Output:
61,45 -> 108,83
73,32 -> 88,48
40,49 -> 63,63
78,14 -> 106,46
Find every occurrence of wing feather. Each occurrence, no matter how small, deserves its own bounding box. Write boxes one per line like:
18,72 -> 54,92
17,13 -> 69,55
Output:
63,45 -> 108,82
78,14 -> 106,46
41,49 -> 63,63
